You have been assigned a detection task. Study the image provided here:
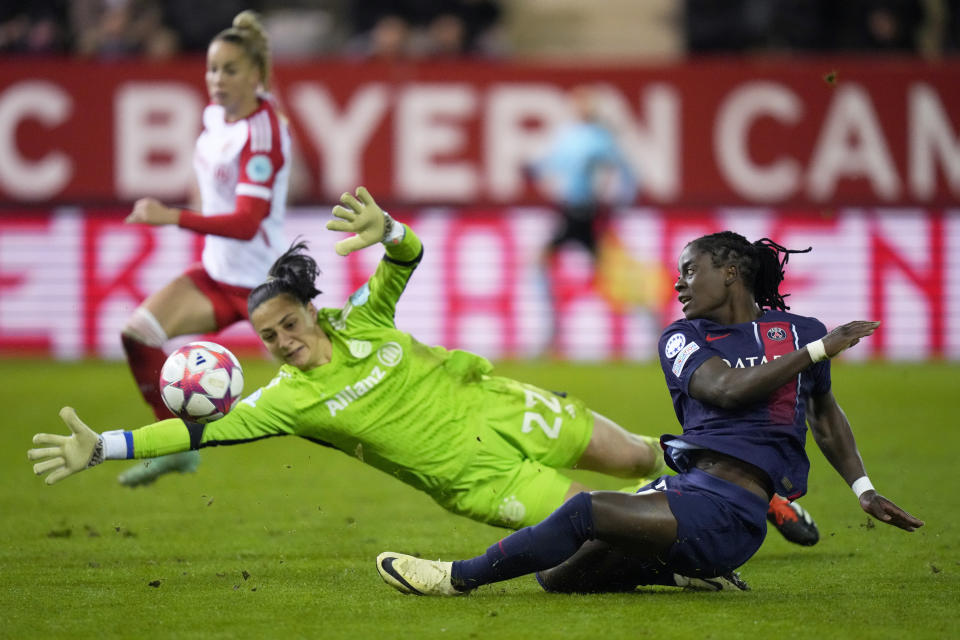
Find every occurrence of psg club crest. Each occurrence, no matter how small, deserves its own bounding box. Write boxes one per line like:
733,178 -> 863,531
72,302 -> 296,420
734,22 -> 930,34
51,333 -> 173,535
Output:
766,327 -> 787,341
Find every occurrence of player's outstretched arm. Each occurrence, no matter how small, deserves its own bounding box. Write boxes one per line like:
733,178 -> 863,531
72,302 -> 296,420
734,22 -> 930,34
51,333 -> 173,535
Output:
689,320 -> 880,409
806,391 -> 924,532
27,407 -> 103,485
816,320 -> 881,358
326,186 -> 401,256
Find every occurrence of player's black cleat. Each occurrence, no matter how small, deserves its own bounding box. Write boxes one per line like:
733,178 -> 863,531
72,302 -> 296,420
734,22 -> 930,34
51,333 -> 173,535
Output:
675,571 -> 750,591
767,495 -> 819,546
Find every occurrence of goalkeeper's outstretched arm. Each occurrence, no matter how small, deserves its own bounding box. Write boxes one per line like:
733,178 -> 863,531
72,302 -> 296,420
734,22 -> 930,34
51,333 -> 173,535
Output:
28,407 -> 191,485
326,186 -> 404,256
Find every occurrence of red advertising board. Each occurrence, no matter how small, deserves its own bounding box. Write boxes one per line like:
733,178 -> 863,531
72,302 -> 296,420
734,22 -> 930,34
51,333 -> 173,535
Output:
1,58 -> 958,207
0,207 -> 956,361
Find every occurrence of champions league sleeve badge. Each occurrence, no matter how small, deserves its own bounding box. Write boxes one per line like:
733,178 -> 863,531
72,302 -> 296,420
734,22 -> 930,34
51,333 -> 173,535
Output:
664,333 -> 686,359
245,154 -> 274,183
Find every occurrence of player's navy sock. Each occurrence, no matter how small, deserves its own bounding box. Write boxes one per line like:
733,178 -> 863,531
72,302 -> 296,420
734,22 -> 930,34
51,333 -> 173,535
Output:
122,334 -> 175,420
451,492 -> 595,591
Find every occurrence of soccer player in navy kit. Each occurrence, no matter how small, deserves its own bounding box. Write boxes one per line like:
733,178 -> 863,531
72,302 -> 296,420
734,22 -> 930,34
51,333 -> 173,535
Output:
376,230 -> 924,596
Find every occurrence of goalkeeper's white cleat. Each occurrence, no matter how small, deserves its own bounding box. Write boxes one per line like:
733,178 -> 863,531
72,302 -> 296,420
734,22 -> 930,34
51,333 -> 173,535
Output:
675,571 -> 750,592
117,450 -> 200,487
376,552 -> 468,596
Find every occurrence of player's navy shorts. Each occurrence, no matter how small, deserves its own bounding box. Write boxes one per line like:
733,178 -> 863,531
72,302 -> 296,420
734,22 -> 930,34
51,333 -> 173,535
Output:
639,468 -> 768,578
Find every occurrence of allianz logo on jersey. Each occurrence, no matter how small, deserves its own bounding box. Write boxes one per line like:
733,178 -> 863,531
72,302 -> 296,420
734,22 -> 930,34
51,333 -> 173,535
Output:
326,342 -> 403,416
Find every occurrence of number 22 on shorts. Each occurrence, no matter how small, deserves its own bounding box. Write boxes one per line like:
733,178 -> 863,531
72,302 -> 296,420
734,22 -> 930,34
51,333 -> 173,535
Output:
521,388 -> 563,439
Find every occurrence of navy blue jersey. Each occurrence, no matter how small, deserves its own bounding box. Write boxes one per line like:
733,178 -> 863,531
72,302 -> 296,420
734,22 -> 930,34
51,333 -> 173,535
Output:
657,310 -> 831,499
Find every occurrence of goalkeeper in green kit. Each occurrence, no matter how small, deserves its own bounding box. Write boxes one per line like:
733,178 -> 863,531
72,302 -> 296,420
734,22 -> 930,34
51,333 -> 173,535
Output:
28,187 -> 817,542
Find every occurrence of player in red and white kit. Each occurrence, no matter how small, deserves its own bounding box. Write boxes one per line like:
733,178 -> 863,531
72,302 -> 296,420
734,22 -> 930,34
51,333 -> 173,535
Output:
118,10 -> 291,485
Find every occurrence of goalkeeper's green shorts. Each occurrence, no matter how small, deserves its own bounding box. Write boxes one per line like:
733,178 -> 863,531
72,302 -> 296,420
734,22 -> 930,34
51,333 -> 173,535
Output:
435,376 -> 595,529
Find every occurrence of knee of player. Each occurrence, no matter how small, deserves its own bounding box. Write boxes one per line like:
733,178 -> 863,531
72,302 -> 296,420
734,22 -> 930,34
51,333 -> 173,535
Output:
535,568 -> 574,593
122,307 -> 168,347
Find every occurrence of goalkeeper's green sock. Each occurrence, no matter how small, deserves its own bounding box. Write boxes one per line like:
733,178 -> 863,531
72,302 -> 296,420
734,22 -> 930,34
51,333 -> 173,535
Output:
618,435 -> 669,493
641,435 -> 669,477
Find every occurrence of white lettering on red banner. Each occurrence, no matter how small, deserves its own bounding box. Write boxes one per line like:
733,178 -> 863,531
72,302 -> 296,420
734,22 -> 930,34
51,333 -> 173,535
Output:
1,60 -> 958,206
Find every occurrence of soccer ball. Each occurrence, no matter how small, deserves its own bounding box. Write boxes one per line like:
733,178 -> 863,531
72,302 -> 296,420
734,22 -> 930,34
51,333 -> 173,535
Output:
160,341 -> 244,423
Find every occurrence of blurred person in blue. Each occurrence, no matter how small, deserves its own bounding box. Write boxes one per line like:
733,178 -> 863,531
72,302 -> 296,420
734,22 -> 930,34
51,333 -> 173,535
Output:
375,231 -> 924,596
528,84 -> 638,262
526,85 -> 639,354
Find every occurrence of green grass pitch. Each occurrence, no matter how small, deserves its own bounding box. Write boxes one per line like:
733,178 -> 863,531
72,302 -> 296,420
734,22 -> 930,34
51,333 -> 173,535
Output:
1,358 -> 957,639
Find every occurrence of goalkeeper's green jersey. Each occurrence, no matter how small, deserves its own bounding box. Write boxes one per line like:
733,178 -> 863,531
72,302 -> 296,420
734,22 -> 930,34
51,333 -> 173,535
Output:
130,225 -> 595,526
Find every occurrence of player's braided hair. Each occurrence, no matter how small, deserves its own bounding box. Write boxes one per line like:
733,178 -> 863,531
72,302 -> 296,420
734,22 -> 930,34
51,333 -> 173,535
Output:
689,231 -> 811,311
214,10 -> 272,91
247,240 -> 322,315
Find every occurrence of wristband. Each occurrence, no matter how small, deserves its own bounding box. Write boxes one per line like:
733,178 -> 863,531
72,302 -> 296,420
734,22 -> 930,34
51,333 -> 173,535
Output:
806,339 -> 828,363
851,476 -> 874,498
381,212 -> 404,245
101,429 -> 134,460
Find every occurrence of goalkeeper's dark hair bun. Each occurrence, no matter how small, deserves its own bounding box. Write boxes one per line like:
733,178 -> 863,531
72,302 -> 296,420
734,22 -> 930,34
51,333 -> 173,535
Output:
247,239 -> 322,315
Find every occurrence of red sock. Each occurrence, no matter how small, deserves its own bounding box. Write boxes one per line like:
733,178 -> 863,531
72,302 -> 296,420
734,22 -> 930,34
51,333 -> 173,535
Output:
122,334 -> 175,420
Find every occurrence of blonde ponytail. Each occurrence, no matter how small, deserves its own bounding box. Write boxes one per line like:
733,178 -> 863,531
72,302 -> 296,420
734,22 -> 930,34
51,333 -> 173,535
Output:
213,10 -> 272,91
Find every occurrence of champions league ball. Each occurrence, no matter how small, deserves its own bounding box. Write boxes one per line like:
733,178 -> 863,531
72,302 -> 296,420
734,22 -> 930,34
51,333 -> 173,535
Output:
160,341 -> 244,423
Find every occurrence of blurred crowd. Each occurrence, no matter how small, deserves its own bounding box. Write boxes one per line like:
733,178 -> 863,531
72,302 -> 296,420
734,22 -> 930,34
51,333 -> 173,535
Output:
0,0 -> 957,59
685,0 -> 960,56
0,0 -> 504,59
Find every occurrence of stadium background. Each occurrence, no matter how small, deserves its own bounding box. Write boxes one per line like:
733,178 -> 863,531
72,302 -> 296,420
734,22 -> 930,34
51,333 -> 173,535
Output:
1,3 -> 958,638
1,58 -> 957,361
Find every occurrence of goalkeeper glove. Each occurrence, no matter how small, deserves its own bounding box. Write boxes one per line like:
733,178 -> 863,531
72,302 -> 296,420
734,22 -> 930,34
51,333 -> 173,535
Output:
28,407 -> 103,485
326,186 -> 399,256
